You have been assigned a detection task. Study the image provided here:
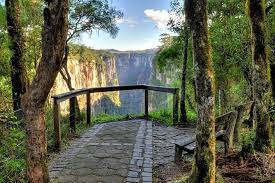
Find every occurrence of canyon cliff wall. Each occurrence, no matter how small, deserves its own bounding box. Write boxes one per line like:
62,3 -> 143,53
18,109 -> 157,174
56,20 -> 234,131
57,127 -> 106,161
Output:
50,51 -> 120,113
51,47 -> 161,115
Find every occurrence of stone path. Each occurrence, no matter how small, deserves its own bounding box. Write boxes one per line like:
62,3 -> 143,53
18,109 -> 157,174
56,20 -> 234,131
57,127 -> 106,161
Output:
49,120 -> 195,183
153,124 -> 195,167
49,120 -> 153,183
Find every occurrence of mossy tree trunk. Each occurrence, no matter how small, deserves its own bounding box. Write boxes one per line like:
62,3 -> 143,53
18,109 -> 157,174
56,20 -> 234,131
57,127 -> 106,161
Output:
247,0 -> 273,152
21,0 -> 69,182
6,0 -> 28,111
180,23 -> 189,123
185,0 -> 216,182
271,64 -> 275,100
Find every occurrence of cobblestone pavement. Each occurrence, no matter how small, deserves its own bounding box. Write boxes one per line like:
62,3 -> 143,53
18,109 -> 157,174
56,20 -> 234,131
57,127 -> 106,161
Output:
153,124 -> 195,167
49,120 -> 153,183
49,120 -> 195,183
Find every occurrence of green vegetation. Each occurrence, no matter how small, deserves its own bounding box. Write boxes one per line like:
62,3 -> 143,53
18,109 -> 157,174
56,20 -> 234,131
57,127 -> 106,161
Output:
149,109 -> 173,126
0,118 -> 25,183
240,128 -> 256,156
69,44 -> 115,65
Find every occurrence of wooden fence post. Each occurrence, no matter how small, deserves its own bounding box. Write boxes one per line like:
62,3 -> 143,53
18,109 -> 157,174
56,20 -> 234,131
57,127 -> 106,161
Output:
145,89 -> 149,119
173,89 -> 179,125
86,93 -> 91,125
70,97 -> 76,133
53,98 -> 61,151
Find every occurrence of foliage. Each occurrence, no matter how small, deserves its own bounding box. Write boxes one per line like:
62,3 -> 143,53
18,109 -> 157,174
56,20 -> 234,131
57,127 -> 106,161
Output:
69,44 -> 114,65
68,0 -> 123,42
0,5 -> 12,112
149,109 -> 173,126
154,35 -> 183,73
154,33 -> 196,121
270,101 -> 275,121
240,128 -> 256,156
0,117 -> 26,183
155,0 -> 275,118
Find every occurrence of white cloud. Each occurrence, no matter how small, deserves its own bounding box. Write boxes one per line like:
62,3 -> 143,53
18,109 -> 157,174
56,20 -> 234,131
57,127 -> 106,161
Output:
144,9 -> 179,30
116,17 -> 138,28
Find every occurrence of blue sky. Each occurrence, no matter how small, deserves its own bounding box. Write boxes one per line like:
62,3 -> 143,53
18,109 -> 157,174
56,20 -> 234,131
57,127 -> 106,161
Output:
80,0 -> 175,51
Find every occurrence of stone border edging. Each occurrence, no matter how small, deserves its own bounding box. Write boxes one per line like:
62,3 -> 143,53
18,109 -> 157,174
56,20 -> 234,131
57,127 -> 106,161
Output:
127,120 -> 153,183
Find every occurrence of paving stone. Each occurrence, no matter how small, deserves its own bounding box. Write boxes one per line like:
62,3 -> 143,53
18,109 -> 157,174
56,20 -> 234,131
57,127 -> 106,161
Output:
128,171 -> 139,178
143,163 -> 152,168
137,159 -> 143,167
142,176 -> 152,182
126,177 -> 140,182
143,168 -> 152,173
142,172 -> 152,177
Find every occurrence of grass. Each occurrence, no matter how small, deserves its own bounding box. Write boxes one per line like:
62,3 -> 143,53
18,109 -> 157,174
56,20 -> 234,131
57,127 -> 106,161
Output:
149,109 -> 197,126
149,109 -> 173,126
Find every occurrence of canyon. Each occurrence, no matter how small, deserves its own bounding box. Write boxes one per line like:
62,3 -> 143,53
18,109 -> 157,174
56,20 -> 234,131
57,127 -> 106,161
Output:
51,47 -> 166,115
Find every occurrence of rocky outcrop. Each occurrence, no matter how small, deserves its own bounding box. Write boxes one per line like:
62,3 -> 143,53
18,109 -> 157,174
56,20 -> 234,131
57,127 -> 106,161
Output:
51,48 -> 160,115
51,53 -> 120,113
114,49 -> 157,85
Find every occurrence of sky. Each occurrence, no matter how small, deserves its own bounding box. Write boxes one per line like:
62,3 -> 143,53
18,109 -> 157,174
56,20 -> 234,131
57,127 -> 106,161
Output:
79,0 -> 175,51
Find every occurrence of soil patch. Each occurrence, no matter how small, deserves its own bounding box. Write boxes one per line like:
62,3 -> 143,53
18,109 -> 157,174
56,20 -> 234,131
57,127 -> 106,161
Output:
154,152 -> 275,183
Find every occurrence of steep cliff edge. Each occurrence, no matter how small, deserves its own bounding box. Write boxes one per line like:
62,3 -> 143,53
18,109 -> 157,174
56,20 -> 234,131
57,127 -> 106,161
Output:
50,48 -> 120,113
113,49 -> 157,85
51,47 -> 159,115
111,49 -> 157,114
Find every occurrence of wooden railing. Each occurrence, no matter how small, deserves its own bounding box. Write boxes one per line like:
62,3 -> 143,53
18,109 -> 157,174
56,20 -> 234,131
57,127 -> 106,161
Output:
52,84 -> 179,151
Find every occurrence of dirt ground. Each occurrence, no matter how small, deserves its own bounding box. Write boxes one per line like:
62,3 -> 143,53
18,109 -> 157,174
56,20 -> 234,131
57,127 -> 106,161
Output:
154,152 -> 275,183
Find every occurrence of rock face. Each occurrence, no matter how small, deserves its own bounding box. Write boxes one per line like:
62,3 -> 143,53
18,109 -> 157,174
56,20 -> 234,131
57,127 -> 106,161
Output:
51,53 -> 119,113
51,48 -> 158,115
114,49 -> 156,85
93,49 -> 157,115
116,49 -> 157,114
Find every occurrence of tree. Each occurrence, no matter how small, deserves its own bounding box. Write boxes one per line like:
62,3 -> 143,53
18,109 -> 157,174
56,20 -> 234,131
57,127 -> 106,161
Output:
247,0 -> 273,152
21,0 -> 69,181
271,64 -> 275,99
179,24 -> 189,123
60,0 -> 123,91
154,33 -> 192,123
185,0 -> 216,182
57,0 -> 123,120
168,0 -> 189,123
6,0 -> 28,111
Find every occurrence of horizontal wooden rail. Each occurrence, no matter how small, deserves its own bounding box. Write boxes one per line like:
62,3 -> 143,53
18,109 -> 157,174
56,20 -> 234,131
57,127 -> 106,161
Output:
146,85 -> 178,94
52,85 -> 178,103
52,88 -> 90,103
52,84 -> 179,151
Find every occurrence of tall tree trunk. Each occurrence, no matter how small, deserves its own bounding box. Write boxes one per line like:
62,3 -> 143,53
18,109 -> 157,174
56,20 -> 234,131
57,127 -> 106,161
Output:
6,0 -> 28,111
180,24 -> 189,123
247,0 -> 273,152
185,0 -> 216,182
21,0 -> 69,182
60,45 -> 81,121
271,64 -> 275,100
